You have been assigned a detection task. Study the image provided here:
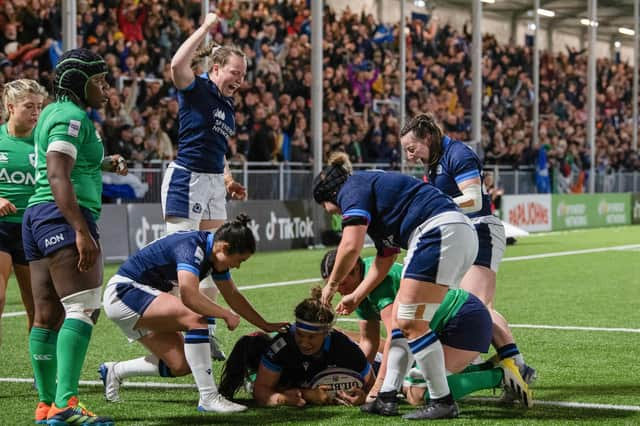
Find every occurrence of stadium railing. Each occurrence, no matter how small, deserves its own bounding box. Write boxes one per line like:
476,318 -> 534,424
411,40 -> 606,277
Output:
115,160 -> 640,203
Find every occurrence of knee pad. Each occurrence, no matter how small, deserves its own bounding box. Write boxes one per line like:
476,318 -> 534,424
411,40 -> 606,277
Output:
60,287 -> 102,326
397,303 -> 441,322
165,217 -> 200,234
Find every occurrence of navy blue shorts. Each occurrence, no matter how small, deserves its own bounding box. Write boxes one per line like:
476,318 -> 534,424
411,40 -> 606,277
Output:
471,215 -> 506,272
0,221 -> 28,265
22,202 -> 100,262
437,293 -> 492,353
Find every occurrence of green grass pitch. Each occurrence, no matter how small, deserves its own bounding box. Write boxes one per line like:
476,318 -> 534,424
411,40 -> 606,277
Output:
0,226 -> 639,425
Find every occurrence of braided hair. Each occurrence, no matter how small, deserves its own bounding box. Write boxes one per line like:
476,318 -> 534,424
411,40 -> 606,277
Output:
312,152 -> 353,205
400,113 -> 444,168
54,48 -> 107,104
215,213 -> 256,255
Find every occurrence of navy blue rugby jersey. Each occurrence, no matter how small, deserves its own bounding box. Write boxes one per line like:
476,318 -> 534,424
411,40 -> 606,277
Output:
337,171 -> 461,256
260,327 -> 371,388
175,74 -> 235,173
427,136 -> 492,218
116,231 -> 230,292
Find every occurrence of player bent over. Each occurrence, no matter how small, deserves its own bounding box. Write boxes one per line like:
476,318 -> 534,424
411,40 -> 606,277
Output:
320,251 -> 533,415
100,215 -> 286,413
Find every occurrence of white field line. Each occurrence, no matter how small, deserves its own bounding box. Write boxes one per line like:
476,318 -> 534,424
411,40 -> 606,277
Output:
2,243 -> 638,321
335,318 -> 640,333
469,397 -> 640,412
501,244 -> 640,262
0,378 -> 637,412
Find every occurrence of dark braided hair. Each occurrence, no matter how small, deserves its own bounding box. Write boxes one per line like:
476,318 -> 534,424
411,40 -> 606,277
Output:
54,48 -> 107,104
215,213 -> 256,255
400,113 -> 444,168
312,152 -> 352,204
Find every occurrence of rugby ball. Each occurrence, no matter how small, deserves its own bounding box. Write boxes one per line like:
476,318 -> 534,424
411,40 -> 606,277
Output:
310,367 -> 364,397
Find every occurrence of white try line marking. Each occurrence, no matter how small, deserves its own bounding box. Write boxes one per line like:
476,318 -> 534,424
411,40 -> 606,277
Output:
335,318 -> 640,333
0,377 -> 638,412
3,244 -> 638,320
469,397 -> 640,412
501,244 -> 640,262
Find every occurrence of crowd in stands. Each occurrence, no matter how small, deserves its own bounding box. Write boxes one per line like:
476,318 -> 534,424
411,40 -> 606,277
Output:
1,0 -> 639,181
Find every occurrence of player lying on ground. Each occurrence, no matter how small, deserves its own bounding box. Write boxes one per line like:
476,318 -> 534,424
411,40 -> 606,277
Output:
218,286 -> 375,407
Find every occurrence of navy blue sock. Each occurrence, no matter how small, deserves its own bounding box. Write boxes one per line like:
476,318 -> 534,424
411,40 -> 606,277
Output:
497,343 -> 520,360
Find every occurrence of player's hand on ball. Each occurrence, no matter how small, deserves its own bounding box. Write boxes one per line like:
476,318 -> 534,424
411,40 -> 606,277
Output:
336,388 -> 366,406
281,389 -> 306,407
224,310 -> 241,331
302,386 -> 334,405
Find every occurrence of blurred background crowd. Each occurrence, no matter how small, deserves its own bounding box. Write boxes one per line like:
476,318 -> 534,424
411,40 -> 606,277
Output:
1,0 -> 639,186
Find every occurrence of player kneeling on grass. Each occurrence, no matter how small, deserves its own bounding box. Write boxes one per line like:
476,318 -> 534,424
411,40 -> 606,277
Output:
319,250 -> 533,415
218,287 -> 375,407
100,214 -> 287,413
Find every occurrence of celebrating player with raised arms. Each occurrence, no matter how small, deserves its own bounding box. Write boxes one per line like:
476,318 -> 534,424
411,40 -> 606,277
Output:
163,11 -> 247,359
0,79 -> 46,342
23,48 -> 127,425
100,214 -> 287,413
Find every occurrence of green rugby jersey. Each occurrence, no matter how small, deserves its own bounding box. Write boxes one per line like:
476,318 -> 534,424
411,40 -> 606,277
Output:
0,124 -> 36,222
355,257 -> 403,321
355,256 -> 469,333
29,99 -> 104,219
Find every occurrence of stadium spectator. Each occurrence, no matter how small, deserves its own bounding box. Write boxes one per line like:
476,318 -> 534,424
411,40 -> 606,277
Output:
314,152 -> 477,419
1,0 -> 638,196
144,115 -> 174,161
0,79 -> 47,343
100,215 -> 287,412
218,286 -> 375,407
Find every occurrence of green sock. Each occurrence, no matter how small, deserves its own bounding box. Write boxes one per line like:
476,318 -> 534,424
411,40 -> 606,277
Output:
29,327 -> 58,404
446,368 -> 504,401
462,360 -> 497,373
54,319 -> 93,407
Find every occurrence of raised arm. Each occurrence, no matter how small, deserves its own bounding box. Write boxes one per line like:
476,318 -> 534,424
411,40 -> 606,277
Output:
171,12 -> 218,90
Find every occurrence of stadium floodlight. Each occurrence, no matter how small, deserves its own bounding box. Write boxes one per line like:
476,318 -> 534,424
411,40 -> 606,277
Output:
537,8 -> 555,17
580,18 -> 598,27
619,27 -> 635,36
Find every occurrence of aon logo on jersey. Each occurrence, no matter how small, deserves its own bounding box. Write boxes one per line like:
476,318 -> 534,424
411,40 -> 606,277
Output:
0,168 -> 36,185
